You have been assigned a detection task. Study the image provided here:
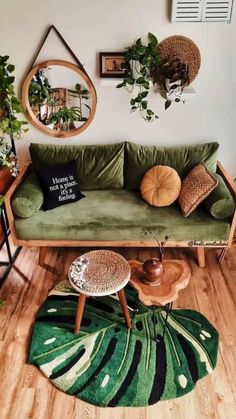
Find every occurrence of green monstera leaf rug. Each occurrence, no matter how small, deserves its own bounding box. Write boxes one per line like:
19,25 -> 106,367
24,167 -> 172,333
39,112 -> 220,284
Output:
28,280 -> 219,407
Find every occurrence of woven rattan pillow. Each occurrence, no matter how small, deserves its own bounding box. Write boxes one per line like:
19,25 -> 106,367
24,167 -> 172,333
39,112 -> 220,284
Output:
179,163 -> 218,217
140,165 -> 181,207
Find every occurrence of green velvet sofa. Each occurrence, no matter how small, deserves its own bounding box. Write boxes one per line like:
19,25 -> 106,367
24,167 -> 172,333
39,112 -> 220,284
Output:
5,141 -> 236,268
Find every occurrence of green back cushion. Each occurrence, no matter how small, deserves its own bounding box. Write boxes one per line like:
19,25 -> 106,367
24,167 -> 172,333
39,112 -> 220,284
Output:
124,141 -> 219,190
29,142 -> 125,190
204,174 -> 235,219
12,173 -> 44,218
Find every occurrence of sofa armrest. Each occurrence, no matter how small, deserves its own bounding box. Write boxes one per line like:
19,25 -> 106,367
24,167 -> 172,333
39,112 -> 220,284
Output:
217,161 -> 236,199
216,161 -> 236,245
204,173 -> 235,219
12,173 -> 44,218
4,163 -> 31,245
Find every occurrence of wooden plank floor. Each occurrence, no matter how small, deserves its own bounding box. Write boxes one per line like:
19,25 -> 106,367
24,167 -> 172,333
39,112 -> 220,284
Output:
0,246 -> 236,419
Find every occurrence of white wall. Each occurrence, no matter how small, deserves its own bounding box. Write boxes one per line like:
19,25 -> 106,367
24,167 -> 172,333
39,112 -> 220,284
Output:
0,0 -> 236,176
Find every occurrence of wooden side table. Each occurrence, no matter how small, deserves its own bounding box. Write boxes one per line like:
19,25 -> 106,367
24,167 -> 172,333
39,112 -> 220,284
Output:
128,259 -> 191,341
69,250 -> 132,334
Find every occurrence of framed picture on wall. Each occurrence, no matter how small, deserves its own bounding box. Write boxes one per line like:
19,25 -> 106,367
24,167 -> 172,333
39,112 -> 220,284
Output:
99,52 -> 126,78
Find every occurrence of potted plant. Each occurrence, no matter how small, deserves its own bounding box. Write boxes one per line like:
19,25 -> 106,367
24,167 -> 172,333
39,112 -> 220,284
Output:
49,106 -> 82,131
68,83 -> 91,121
116,33 -> 160,122
0,137 -> 19,180
152,57 -> 189,110
28,68 -> 55,123
0,55 -> 28,140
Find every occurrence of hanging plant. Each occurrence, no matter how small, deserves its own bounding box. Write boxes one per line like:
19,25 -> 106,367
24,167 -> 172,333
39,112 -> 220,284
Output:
116,33 -> 160,122
116,34 -> 199,121
152,56 -> 189,110
0,55 -> 28,139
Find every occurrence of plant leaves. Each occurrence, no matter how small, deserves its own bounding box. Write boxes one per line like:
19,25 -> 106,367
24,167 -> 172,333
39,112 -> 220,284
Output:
148,32 -> 158,46
165,100 -> 172,110
126,77 -> 135,85
6,64 -> 15,73
169,84 -> 180,90
116,82 -> 126,88
141,101 -> 148,110
135,77 -> 145,85
141,91 -> 148,98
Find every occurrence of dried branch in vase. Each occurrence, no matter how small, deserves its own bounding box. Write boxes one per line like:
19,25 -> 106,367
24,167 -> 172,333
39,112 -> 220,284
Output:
142,228 -> 170,262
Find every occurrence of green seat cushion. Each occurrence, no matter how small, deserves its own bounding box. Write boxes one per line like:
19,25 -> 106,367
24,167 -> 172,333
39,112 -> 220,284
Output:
29,142 -> 125,190
12,173 -> 44,218
204,174 -> 235,219
125,141 -> 219,190
15,190 -> 230,242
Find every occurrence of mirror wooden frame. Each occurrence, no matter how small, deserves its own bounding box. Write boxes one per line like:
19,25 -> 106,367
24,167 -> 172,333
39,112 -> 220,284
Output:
21,59 -> 97,138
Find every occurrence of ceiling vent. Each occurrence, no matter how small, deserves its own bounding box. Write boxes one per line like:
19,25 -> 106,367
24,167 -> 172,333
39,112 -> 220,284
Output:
171,0 -> 234,22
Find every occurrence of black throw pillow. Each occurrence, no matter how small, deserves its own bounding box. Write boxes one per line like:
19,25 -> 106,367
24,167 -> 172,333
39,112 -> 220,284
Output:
36,160 -> 85,211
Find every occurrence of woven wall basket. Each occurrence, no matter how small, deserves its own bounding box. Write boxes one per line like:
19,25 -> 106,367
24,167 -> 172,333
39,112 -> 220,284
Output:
158,35 -> 201,84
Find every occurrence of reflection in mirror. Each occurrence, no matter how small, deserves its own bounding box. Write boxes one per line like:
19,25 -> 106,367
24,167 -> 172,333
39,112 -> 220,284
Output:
29,66 -> 91,131
22,60 -> 97,138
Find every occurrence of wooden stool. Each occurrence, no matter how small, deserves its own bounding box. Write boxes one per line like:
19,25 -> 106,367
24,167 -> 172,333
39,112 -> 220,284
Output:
68,250 -> 132,334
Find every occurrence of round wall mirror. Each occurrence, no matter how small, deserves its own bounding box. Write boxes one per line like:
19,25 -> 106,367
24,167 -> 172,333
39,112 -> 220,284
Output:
22,60 -> 97,138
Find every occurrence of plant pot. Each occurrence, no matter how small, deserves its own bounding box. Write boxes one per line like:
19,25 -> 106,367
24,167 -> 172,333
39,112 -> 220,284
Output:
44,122 -> 55,130
0,166 -> 13,194
0,108 -> 6,119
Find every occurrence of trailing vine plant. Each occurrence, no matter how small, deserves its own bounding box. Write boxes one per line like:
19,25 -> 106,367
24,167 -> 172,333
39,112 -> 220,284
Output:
0,55 -> 28,138
116,33 -> 160,122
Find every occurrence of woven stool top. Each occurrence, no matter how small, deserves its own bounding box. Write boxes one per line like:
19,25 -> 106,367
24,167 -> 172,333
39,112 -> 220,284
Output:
68,250 -> 131,296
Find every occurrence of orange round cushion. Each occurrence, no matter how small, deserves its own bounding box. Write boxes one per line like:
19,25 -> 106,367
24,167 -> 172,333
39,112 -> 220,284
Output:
140,165 -> 181,207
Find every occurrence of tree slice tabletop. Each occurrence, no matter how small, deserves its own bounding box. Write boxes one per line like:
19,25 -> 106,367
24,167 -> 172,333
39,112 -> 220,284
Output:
128,259 -> 191,306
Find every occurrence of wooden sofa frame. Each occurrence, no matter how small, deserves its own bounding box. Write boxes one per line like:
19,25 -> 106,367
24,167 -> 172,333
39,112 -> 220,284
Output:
4,161 -> 236,269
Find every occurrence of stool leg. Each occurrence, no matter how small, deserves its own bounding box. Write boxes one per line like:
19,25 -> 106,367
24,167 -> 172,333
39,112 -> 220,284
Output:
118,289 -> 132,329
75,294 -> 87,334
132,292 -> 139,320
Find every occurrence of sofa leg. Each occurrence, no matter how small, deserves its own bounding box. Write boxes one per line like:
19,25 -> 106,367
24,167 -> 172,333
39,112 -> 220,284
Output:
196,247 -> 205,268
219,248 -> 228,263
38,247 -> 48,268
38,247 -> 58,281
38,247 -> 57,280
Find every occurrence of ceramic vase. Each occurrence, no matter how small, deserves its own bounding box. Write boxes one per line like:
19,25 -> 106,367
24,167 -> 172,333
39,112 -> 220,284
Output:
143,258 -> 163,286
